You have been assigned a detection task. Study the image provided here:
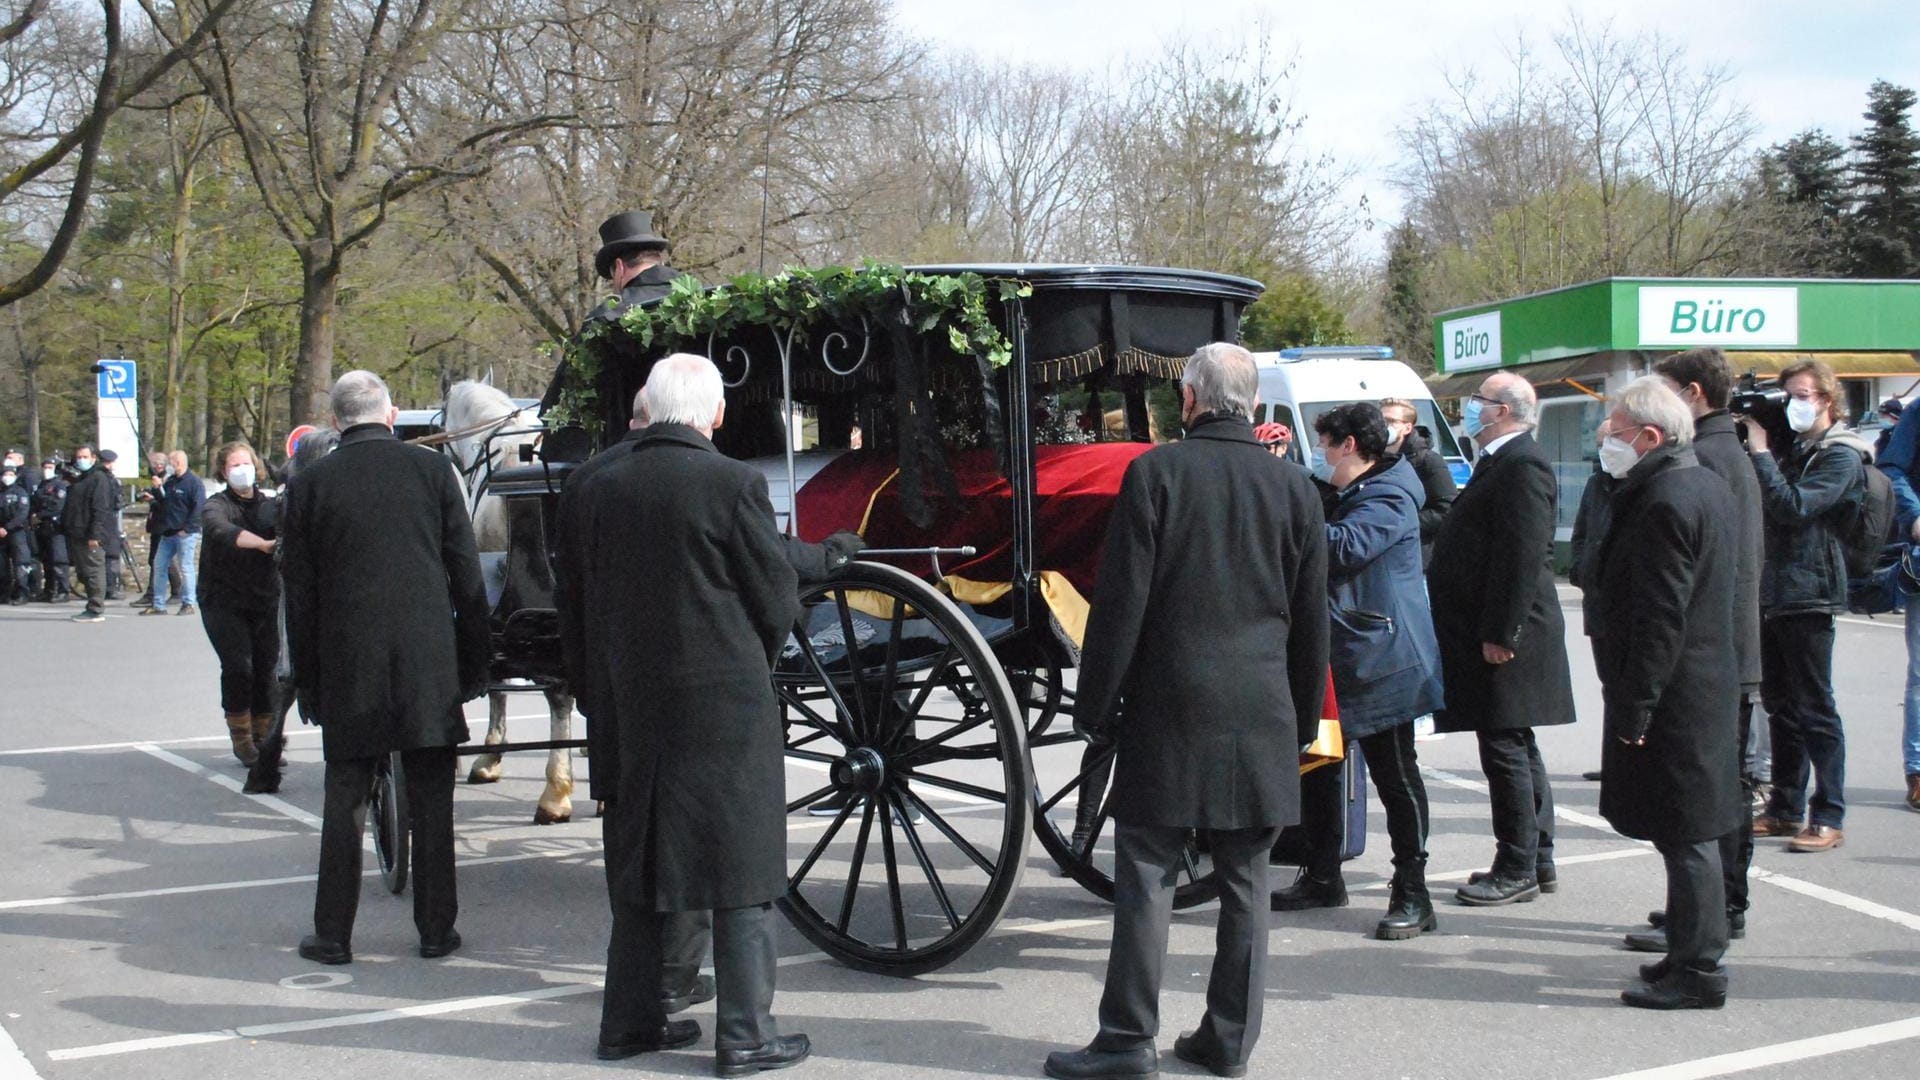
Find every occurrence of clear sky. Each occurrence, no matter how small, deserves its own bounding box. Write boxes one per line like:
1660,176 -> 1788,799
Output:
890,0 -> 1920,257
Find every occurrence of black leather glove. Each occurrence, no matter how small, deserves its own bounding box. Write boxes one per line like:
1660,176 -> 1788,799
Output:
295,684 -> 320,726
821,530 -> 867,571
1075,721 -> 1116,748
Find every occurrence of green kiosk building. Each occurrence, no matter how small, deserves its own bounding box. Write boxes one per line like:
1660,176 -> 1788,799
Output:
1429,276 -> 1920,541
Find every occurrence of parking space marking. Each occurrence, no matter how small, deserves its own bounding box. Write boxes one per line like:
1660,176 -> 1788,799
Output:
42,912 -> 1116,1062
0,1018 -> 45,1079
1352,845 -> 1656,892
1592,1014 -> 1920,1079
0,715 -> 553,758
134,743 -> 324,830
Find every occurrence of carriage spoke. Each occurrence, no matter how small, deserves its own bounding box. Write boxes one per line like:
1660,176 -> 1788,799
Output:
789,796 -> 859,889
783,747 -> 842,766
776,678 -> 855,748
787,728 -> 834,752
878,807 -> 909,951
793,622 -> 868,748
896,769 -> 1007,804
1038,744 -> 1117,816
1076,805 -> 1111,860
891,792 -> 960,930
835,800 -> 878,935
876,601 -> 907,707
899,643 -> 958,722
889,712 -> 993,768
785,782 -> 839,815
831,591 -> 873,740
900,788 -> 996,875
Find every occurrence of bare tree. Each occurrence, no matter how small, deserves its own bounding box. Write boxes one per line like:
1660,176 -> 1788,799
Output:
0,0 -> 247,307
180,0 -> 567,425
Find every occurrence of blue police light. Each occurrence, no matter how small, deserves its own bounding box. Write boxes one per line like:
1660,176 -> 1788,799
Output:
1276,346 -> 1396,362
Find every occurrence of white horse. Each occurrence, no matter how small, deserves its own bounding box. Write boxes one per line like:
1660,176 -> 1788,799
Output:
441,379 -> 577,825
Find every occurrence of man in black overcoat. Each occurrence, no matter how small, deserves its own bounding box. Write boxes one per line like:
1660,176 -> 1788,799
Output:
1428,372 -> 1576,906
1591,377 -> 1741,1010
1044,343 -> 1329,1080
572,354 -> 816,1074
281,371 -> 491,965
588,211 -> 685,324
1621,348 -> 1765,953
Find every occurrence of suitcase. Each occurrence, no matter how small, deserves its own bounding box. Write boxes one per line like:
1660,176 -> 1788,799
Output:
1270,748 -> 1369,864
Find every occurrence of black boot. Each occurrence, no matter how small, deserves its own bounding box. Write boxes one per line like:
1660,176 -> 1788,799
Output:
1270,867 -> 1347,911
1376,864 -> 1437,940
1067,787 -> 1103,855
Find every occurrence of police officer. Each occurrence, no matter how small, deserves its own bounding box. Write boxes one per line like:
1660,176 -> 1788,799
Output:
30,458 -> 70,602
1,460 -> 31,604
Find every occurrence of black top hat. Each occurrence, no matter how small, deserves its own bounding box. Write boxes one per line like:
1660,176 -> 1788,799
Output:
595,211 -> 669,279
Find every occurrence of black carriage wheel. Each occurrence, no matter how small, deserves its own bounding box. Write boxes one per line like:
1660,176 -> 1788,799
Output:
1023,670 -> 1220,909
370,751 -> 410,895
775,560 -> 1031,976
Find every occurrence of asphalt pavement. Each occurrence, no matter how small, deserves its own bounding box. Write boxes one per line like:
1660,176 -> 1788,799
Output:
2,586 -> 1918,1080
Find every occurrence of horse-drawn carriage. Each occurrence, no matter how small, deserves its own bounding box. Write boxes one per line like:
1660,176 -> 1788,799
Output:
432,262 -> 1265,975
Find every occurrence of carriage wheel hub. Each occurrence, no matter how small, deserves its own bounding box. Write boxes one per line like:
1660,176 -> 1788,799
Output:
832,747 -> 887,794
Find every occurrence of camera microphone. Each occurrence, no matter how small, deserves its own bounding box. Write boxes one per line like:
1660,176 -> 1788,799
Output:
89,363 -> 107,374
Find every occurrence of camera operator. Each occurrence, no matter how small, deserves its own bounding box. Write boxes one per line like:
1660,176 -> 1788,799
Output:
29,457 -> 70,602
1737,359 -> 1867,853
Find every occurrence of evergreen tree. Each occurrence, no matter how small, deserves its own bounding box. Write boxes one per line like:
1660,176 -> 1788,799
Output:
1848,80 -> 1920,277
1754,130 -> 1850,273
1382,220 -> 1435,374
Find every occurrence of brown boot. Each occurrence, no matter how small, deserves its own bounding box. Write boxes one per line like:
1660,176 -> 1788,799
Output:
225,712 -> 259,767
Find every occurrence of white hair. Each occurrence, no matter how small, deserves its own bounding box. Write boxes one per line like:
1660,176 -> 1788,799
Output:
1614,375 -> 1695,448
1182,342 -> 1258,420
331,370 -> 393,426
643,353 -> 724,427
630,386 -> 651,429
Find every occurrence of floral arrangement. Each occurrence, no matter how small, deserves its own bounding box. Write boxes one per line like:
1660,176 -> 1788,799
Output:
548,262 -> 1032,431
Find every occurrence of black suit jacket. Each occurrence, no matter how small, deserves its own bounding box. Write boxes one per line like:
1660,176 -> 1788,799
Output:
1426,431 -> 1576,733
1077,414 -> 1328,830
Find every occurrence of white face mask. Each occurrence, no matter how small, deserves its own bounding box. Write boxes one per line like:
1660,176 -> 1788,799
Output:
1786,397 -> 1822,433
227,463 -> 256,492
1598,435 -> 1642,479
41,467 -> 54,481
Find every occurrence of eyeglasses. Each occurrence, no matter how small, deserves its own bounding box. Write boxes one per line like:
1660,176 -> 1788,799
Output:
1469,394 -> 1508,409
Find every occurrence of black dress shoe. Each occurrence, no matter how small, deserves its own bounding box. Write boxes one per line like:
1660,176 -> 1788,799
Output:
1639,958 -> 1670,983
717,1033 -> 812,1077
1647,909 -> 1745,939
1468,863 -> 1556,893
1042,1044 -> 1157,1080
298,934 -> 351,965
419,930 -> 462,958
1269,869 -> 1347,911
1622,969 -> 1727,1010
597,1019 -> 701,1060
1455,873 -> 1539,906
662,972 -> 716,1014
1174,1032 -> 1246,1077
1624,928 -> 1666,953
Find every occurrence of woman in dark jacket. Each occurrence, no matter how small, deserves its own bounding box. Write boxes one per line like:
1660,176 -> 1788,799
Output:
198,440 -> 282,766
1272,402 -> 1446,940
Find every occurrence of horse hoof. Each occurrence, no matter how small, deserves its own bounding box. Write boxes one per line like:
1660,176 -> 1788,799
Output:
595,801 -> 607,818
533,806 -> 572,826
466,767 -> 502,785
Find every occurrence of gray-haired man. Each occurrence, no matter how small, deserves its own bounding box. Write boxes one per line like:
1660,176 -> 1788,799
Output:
1046,342 -> 1329,1080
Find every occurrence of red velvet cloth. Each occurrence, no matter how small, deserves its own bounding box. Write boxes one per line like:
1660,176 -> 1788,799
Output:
794,443 -> 1151,594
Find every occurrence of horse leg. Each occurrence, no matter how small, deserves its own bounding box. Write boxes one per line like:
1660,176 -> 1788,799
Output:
467,690 -> 506,784
533,689 -> 575,824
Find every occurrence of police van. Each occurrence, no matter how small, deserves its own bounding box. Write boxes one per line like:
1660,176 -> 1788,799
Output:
1251,346 -> 1471,486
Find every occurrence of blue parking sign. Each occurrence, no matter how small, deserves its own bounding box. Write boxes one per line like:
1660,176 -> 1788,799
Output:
96,359 -> 136,400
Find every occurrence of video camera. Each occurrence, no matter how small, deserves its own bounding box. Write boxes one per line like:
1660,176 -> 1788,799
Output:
1728,372 -> 1792,450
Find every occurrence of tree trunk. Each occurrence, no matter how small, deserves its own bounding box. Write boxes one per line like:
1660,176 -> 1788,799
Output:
162,166 -> 194,449
290,249 -> 338,428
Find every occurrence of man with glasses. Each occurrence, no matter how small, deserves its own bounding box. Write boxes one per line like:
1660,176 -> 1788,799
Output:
1379,397 -> 1457,566
1426,373 -> 1577,905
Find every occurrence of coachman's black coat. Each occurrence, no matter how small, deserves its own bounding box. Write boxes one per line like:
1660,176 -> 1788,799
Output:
570,424 -> 805,911
1426,432 -> 1576,733
1076,413 -> 1330,830
1593,446 -> 1743,843
280,424 -> 491,762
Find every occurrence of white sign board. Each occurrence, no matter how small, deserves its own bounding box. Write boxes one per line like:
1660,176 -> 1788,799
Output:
94,359 -> 140,480
1637,287 -> 1799,348
1440,310 -> 1502,372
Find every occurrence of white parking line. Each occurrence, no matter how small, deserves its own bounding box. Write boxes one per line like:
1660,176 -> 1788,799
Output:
134,743 -> 325,830
1592,1014 -> 1920,1079
0,716 -> 553,758
43,913 -> 1113,1062
0,1018 -> 45,1079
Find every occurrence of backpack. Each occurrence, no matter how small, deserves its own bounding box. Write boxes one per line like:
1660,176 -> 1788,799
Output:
1840,450 -> 1894,578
